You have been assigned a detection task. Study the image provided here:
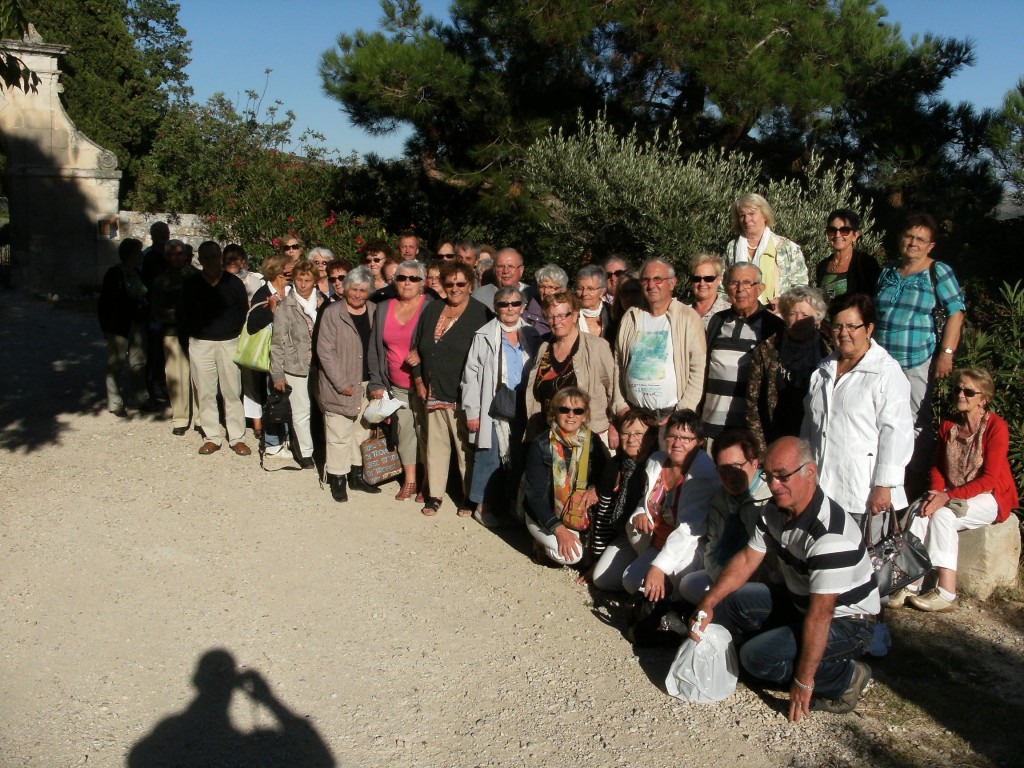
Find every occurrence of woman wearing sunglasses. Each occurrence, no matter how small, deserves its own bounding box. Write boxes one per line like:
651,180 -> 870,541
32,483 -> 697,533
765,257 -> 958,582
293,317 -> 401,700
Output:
462,287 -> 542,527
361,239 -> 394,291
408,261 -> 490,516
815,209 -> 881,301
622,409 -> 719,600
687,252 -> 730,329
368,259 -> 433,500
522,387 -> 616,566
894,368 -> 1018,612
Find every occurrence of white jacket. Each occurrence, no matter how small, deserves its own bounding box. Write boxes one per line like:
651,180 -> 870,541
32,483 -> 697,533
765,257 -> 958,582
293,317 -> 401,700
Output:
801,339 -> 913,516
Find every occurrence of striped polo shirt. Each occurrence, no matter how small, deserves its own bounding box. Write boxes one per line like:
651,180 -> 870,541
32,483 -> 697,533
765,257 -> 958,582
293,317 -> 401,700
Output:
749,487 -> 880,618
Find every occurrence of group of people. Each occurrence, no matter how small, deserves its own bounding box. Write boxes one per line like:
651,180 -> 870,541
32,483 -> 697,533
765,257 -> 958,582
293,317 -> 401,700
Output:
98,198 -> 1018,721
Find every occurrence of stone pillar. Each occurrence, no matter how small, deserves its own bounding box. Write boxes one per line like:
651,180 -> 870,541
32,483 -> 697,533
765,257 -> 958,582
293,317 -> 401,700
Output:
0,26 -> 122,297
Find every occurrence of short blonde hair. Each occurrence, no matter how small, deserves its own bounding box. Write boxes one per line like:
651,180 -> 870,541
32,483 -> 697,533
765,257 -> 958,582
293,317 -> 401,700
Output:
547,386 -> 590,426
689,252 -> 724,278
730,193 -> 776,233
955,368 -> 995,403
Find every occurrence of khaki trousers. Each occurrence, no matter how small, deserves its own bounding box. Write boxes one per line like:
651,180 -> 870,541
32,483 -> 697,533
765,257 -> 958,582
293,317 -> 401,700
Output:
425,407 -> 471,503
189,337 -> 245,446
163,335 -> 194,428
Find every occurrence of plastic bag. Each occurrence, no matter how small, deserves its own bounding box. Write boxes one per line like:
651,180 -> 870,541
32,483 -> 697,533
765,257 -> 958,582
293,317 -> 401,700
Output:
665,613 -> 738,703
364,392 -> 406,424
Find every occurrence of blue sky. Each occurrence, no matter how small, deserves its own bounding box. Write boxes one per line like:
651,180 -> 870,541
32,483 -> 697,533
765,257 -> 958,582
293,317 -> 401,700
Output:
179,0 -> 1023,159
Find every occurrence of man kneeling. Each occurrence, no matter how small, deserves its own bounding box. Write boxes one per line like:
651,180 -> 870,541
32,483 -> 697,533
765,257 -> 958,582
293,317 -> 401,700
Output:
689,436 -> 878,722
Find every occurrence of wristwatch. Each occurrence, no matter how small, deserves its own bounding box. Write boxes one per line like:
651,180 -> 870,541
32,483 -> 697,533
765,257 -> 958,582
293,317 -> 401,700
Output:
943,347 -> 954,355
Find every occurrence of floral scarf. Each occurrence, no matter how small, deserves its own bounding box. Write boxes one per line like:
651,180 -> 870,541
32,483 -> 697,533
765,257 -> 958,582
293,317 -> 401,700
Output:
549,425 -> 589,513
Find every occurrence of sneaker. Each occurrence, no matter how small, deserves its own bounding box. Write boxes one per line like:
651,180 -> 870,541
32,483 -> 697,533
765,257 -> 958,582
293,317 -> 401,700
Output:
812,661 -> 872,714
472,508 -> 505,528
907,588 -> 957,613
887,587 -> 916,609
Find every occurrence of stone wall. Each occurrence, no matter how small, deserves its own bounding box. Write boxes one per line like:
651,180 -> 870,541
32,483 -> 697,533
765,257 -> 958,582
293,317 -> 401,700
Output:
118,211 -> 210,251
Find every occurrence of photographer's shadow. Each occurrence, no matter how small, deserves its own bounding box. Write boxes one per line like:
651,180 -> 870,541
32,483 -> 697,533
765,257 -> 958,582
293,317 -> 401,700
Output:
128,648 -> 335,768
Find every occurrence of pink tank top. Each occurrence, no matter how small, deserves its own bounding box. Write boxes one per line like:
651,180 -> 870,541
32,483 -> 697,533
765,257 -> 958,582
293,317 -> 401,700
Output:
382,297 -> 425,389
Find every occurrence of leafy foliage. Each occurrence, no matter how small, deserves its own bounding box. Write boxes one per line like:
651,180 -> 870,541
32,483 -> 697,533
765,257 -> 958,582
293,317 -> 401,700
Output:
944,281 -> 1024,497
0,0 -> 37,92
990,78 -> 1024,208
523,114 -> 880,274
129,87 -> 386,266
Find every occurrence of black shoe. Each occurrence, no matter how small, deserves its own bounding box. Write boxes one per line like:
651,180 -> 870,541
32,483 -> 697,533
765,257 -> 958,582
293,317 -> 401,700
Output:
110,407 -> 129,418
172,426 -> 188,436
348,468 -> 381,494
298,457 -> 315,470
329,473 -> 348,502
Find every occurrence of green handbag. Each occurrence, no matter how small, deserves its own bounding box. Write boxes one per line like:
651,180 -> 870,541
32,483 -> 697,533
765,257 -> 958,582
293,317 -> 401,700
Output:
234,302 -> 272,372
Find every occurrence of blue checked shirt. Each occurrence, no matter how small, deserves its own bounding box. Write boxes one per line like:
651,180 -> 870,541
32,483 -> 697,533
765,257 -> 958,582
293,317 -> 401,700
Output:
875,262 -> 965,368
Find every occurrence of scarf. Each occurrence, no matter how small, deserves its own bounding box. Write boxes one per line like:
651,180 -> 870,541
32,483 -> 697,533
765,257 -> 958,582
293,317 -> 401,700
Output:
295,290 -> 318,322
578,305 -> 602,334
549,425 -> 588,513
609,456 -> 637,524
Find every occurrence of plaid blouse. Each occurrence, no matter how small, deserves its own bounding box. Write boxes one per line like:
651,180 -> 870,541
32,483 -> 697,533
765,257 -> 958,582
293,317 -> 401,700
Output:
874,261 -> 965,368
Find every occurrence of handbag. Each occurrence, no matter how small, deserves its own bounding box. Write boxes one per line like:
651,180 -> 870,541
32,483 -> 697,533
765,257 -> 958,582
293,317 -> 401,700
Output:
262,383 -> 292,426
487,333 -> 518,420
558,430 -> 593,532
864,509 -> 932,596
360,427 -> 403,485
234,302 -> 272,372
929,263 -> 948,341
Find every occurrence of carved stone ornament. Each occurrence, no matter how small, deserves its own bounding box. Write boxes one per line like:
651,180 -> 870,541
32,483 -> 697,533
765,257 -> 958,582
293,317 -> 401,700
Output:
97,150 -> 118,170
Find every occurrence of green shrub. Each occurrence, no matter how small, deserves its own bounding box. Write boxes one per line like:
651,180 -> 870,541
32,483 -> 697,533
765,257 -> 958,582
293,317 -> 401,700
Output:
523,113 -> 881,274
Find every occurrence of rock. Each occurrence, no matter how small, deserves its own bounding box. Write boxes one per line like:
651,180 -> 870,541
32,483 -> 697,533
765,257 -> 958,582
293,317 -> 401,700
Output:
958,516 -> 1021,599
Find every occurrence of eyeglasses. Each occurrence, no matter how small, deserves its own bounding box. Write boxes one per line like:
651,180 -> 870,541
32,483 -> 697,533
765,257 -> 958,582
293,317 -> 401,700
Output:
666,434 -> 699,444
284,243 -> 302,251
902,233 -> 932,245
557,407 -> 586,416
395,274 -> 423,283
727,280 -> 759,289
496,263 -> 522,271
620,431 -> 648,440
691,275 -> 717,284
495,300 -> 523,308
717,460 -> 750,472
546,311 -> 575,323
761,462 -> 808,484
826,226 -> 854,237
640,276 -> 669,285
606,269 -> 626,279
831,322 -> 865,334
329,275 -> 346,282
367,257 -> 384,264
578,285 -> 603,293
444,280 -> 468,289
953,385 -> 981,398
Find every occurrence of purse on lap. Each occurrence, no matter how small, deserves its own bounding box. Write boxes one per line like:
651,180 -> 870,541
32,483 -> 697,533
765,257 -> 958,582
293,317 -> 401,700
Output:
558,430 -> 593,532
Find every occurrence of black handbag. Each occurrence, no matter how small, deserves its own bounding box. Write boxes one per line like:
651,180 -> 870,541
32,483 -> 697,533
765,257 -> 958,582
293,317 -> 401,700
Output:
263,384 -> 292,426
864,510 -> 932,596
487,334 -> 518,420
929,263 -> 948,341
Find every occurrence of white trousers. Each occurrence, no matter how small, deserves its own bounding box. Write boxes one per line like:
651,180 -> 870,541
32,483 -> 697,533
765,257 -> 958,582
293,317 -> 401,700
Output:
591,534 -> 637,592
323,383 -> 372,476
285,373 -> 313,459
526,518 -> 583,566
908,492 -> 999,572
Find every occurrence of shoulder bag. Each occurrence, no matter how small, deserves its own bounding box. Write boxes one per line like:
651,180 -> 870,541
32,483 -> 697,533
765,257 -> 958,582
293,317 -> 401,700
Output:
234,301 -> 272,372
928,263 -> 948,341
558,430 -> 594,532
864,508 -> 931,596
488,329 -> 518,420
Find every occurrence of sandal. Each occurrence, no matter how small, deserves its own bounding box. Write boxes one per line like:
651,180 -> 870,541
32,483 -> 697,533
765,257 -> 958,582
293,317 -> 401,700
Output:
395,482 -> 417,501
456,507 -> 473,517
421,497 -> 441,516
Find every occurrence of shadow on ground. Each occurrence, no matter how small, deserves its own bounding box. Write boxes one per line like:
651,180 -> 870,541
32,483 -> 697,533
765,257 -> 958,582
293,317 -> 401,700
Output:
127,648 -> 336,768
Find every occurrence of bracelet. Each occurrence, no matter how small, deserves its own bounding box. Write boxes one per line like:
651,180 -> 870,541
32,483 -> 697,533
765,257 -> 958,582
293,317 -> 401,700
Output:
792,676 -> 814,692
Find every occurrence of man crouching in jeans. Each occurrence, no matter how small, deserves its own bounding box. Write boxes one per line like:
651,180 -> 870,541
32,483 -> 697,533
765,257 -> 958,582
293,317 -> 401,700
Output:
690,436 -> 878,721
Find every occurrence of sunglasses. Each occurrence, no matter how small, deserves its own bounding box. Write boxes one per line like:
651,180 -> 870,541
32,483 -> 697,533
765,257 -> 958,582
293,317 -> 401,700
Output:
367,257 -> 384,264
438,253 -> 456,260
826,226 -> 854,237
329,275 -> 346,282
444,281 -> 468,289
284,243 -> 302,251
606,269 -> 626,279
395,274 -> 424,283
952,385 -> 981,398
557,407 -> 586,416
495,300 -> 523,308
691,275 -> 716,284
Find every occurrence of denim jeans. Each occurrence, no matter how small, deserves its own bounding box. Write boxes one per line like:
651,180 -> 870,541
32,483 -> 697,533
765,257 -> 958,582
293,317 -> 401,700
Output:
723,583 -> 873,699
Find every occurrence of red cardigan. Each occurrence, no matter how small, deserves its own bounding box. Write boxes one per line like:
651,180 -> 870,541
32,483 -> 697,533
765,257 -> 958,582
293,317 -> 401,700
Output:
930,412 -> 1020,523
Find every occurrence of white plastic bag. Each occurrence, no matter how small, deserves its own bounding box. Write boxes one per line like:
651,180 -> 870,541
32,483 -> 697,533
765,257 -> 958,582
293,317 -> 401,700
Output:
364,392 -> 405,424
665,615 -> 738,703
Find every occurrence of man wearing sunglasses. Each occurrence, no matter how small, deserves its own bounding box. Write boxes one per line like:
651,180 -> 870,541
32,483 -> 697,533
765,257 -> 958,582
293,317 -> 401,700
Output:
690,436 -> 879,722
612,257 -> 706,431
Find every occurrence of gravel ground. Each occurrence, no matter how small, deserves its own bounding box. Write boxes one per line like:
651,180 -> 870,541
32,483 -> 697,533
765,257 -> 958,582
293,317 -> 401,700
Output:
1,293 -> 1021,768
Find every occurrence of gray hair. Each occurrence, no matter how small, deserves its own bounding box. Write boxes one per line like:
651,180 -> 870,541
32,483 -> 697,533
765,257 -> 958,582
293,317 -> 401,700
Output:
306,246 -> 335,262
641,257 -> 676,278
726,262 -> 763,284
344,265 -> 373,291
731,193 -> 776,232
494,286 -> 524,307
456,240 -> 478,257
604,255 -> 630,270
778,286 -> 827,323
576,264 -> 607,290
689,252 -> 724,278
535,263 -> 568,287
397,259 -> 426,280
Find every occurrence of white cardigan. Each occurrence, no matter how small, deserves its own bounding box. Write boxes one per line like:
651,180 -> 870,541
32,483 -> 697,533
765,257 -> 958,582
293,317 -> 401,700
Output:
801,339 -> 913,516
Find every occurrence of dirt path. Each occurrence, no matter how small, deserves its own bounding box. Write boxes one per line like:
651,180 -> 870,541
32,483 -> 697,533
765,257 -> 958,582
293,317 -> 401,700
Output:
1,293 -> 1021,768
